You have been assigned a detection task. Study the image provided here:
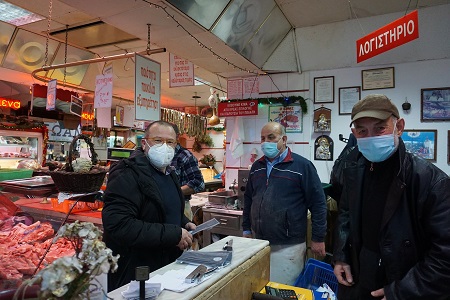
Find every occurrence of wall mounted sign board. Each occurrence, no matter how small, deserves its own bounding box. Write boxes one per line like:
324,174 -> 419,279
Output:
356,10 -> 419,63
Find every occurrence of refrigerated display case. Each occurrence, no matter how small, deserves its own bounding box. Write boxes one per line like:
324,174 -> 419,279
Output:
0,130 -> 43,169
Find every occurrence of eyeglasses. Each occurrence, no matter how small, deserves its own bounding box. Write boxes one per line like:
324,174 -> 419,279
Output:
145,138 -> 177,148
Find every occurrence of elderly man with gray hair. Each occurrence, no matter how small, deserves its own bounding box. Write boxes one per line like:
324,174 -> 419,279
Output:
333,94 -> 450,299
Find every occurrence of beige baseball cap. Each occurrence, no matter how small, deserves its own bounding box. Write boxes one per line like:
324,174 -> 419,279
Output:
351,94 -> 400,125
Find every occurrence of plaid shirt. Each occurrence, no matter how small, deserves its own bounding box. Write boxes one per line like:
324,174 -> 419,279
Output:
171,144 -> 205,193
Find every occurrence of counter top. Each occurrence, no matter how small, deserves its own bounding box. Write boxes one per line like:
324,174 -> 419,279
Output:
108,236 -> 270,300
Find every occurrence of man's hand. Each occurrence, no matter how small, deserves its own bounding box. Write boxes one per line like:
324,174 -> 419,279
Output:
334,261 -> 354,286
177,228 -> 193,250
311,241 -> 326,257
371,288 -> 385,300
185,222 -> 196,231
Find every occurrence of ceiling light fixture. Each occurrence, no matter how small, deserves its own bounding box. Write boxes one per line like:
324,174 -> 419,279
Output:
0,0 -> 44,26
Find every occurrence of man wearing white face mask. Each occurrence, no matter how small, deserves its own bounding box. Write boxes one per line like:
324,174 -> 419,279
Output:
102,121 -> 196,292
242,121 -> 327,285
333,95 -> 450,300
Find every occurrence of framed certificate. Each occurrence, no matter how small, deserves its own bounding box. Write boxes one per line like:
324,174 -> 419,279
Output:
339,86 -> 361,115
362,67 -> 395,90
314,76 -> 334,103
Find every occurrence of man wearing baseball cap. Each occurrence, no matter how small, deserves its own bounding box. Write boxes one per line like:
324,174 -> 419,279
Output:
332,94 -> 450,299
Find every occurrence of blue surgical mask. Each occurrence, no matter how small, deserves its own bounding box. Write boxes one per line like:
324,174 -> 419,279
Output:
357,134 -> 396,162
261,139 -> 281,158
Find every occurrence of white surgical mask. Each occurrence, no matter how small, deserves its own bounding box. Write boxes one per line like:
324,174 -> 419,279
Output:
147,143 -> 175,169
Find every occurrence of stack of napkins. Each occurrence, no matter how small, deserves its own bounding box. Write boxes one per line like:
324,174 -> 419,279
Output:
121,281 -> 161,300
121,264 -> 214,298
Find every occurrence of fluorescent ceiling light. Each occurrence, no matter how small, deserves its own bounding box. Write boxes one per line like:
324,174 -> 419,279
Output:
194,77 -> 210,86
0,1 -> 45,26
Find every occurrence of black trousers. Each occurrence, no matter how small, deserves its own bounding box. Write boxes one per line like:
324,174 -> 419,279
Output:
338,283 -> 384,300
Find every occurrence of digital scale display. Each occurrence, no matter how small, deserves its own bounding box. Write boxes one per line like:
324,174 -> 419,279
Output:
107,148 -> 134,161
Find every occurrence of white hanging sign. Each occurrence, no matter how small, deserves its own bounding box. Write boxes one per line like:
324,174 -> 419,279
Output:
169,53 -> 194,87
96,107 -> 112,128
227,77 -> 259,100
123,105 -> 135,128
46,79 -> 57,111
94,73 -> 113,108
135,54 -> 161,121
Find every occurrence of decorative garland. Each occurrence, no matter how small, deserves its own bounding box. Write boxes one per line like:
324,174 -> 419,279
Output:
225,96 -> 308,114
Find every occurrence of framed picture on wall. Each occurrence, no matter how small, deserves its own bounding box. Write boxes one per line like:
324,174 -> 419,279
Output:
268,105 -> 303,133
314,135 -> 334,161
314,76 -> 334,103
420,87 -> 450,121
339,86 -> 361,115
361,67 -> 395,90
401,129 -> 437,162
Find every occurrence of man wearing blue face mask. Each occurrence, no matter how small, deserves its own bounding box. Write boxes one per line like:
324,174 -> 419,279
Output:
102,121 -> 196,291
242,121 -> 327,285
333,94 -> 450,300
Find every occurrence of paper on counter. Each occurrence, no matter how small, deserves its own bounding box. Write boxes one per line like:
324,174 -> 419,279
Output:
151,264 -> 213,293
189,218 -> 219,235
176,250 -> 232,269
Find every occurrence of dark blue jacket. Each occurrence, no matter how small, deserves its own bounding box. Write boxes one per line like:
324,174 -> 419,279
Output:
242,148 -> 327,245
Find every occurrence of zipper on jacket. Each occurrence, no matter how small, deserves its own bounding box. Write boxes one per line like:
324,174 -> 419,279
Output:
378,258 -> 382,266
370,162 -> 374,171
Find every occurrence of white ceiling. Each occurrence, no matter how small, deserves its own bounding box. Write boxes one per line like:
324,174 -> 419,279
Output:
1,0 -> 448,109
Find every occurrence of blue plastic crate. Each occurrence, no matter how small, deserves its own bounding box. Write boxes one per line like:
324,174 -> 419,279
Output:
294,258 -> 338,294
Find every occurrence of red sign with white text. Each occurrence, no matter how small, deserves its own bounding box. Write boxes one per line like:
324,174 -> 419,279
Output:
218,100 -> 258,117
356,10 -> 419,63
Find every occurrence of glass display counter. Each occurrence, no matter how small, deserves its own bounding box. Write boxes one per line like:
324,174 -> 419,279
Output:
0,130 -> 43,168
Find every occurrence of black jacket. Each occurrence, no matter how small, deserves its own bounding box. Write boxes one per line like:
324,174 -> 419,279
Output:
102,148 -> 190,291
333,139 -> 450,299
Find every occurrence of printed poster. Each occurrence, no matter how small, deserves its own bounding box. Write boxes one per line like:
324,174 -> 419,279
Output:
268,105 -> 303,133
